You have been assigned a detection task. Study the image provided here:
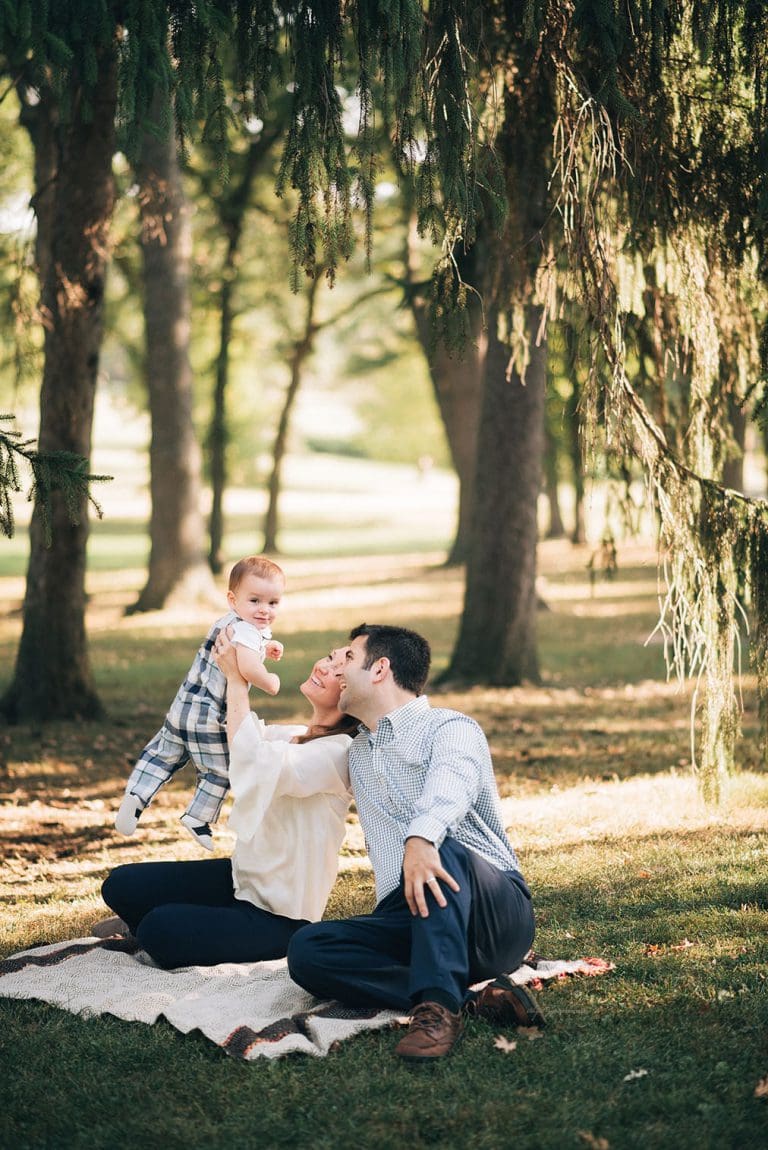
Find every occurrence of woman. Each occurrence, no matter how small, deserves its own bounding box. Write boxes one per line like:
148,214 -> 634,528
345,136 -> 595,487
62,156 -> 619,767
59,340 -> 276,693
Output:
99,633 -> 358,969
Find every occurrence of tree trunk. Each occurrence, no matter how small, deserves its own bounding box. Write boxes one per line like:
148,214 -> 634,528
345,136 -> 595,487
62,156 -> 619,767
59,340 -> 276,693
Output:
263,274 -> 322,552
2,54 -> 118,721
205,133 -> 276,573
128,95 -> 214,613
440,41 -> 553,686
566,378 -> 586,544
406,217 -> 484,565
721,389 -> 746,492
543,421 -> 566,538
442,305 -> 547,684
208,270 -> 234,575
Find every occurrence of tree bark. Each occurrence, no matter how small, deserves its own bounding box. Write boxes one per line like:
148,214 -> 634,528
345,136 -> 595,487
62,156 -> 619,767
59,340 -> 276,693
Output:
263,273 -> 322,552
2,53 -> 118,721
543,421 -> 566,538
566,378 -> 586,544
406,217 -> 484,565
721,388 -> 746,492
128,95 -> 214,613
440,41 -> 554,686
443,305 -> 547,683
208,267 -> 234,575
206,132 -> 278,573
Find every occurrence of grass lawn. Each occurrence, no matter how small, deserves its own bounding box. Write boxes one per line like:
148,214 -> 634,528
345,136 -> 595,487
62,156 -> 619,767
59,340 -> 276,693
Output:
1,476 -> 767,1148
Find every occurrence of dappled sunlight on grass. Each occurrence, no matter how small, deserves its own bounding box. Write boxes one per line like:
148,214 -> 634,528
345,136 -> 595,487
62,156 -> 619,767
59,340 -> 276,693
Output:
2,538 -> 768,1150
505,770 -> 768,855
2,540 -> 765,961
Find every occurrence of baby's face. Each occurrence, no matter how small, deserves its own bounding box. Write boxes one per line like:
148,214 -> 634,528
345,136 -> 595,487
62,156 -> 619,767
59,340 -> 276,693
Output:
227,573 -> 283,630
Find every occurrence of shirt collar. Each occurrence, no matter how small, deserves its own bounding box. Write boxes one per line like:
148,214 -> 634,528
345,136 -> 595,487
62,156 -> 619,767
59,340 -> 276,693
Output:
357,694 -> 430,741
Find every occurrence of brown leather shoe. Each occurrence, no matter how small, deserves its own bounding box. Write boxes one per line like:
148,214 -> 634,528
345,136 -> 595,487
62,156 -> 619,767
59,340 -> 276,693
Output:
394,1001 -> 463,1062
467,976 -> 545,1028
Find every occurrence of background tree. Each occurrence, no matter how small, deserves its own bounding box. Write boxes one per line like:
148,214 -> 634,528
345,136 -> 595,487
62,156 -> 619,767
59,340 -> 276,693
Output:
441,26 -> 555,685
405,218 -> 483,565
550,1 -> 768,795
189,97 -> 285,573
0,0 -> 478,721
2,44 -> 119,720
128,91 -> 215,613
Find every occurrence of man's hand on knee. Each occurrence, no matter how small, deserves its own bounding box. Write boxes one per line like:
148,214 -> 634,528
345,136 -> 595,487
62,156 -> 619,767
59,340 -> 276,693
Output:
403,836 -> 460,918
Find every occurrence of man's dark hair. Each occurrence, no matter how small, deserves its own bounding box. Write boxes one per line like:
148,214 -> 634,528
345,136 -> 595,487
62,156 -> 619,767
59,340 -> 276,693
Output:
349,623 -> 431,694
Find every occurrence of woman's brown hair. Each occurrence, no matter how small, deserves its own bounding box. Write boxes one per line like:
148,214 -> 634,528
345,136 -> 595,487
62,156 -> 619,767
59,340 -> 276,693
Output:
294,713 -> 360,744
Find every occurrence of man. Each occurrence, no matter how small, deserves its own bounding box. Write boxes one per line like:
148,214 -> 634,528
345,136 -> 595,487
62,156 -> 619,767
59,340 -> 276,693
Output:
287,623 -> 543,1062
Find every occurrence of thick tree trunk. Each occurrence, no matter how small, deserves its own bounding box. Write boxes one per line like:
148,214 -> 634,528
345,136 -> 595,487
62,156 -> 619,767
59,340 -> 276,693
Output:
2,55 -> 118,721
263,274 -> 322,552
128,97 -> 214,612
406,218 -> 484,565
443,306 -> 547,683
440,41 -> 553,686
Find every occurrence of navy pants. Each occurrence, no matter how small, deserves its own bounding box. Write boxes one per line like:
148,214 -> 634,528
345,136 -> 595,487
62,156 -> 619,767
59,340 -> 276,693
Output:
101,858 -> 308,969
287,838 -> 535,1012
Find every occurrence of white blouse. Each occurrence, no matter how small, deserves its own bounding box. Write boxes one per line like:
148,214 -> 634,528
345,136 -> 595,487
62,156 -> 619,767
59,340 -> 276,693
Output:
227,713 -> 352,922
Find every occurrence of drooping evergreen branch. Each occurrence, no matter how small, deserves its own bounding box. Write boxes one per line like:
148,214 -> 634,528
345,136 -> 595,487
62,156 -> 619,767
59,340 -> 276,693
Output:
549,43 -> 768,799
0,416 -> 111,546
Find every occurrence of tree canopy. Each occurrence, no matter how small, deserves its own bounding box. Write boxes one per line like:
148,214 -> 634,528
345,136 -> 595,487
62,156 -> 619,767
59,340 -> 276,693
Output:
1,1 -> 768,798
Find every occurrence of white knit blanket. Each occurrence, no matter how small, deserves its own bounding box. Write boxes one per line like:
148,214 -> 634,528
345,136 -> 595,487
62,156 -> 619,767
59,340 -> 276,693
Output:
0,936 -> 613,1060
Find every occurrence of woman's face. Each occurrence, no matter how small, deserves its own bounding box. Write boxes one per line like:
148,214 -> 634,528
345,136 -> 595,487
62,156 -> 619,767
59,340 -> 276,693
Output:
299,648 -> 348,711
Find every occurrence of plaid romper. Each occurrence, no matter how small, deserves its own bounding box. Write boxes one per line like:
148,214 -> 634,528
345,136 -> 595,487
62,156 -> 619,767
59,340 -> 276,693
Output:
124,611 -> 270,825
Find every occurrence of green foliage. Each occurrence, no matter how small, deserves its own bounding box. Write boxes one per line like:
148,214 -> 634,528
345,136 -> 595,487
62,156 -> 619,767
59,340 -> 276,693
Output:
2,0 -> 767,791
539,1 -> 768,798
0,415 -> 111,545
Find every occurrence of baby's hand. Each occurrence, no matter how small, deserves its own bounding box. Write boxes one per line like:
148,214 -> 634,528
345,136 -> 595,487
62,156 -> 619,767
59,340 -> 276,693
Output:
265,640 -> 284,661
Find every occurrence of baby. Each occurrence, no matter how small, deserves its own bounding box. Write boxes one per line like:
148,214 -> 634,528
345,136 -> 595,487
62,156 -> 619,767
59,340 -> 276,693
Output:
115,555 -> 285,850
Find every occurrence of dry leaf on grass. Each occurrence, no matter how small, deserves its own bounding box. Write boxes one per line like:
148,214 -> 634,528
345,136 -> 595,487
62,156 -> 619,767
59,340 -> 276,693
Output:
645,939 -> 694,957
755,1076 -> 768,1098
493,1035 -> 517,1054
517,1026 -> 544,1040
578,1133 -> 610,1150
623,1068 -> 648,1082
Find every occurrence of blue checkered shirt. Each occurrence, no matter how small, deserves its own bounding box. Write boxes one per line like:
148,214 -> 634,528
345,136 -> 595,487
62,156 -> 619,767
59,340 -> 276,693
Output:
349,695 -> 521,901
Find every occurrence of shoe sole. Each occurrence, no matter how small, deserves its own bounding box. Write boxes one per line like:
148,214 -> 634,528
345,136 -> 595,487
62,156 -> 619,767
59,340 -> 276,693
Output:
491,976 -> 546,1027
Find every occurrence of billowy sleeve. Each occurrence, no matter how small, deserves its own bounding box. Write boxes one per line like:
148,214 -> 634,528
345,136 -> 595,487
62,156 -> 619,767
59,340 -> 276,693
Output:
226,714 -> 351,841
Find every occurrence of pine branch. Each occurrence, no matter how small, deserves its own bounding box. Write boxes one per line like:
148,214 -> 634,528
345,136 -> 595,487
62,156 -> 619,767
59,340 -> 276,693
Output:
0,416 -> 111,545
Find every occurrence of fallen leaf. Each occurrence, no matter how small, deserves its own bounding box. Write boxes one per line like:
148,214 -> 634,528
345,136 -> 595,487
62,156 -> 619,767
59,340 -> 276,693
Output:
494,1035 -> 517,1054
517,1026 -> 544,1040
754,1076 -> 768,1098
644,944 -> 662,957
637,870 -> 653,878
578,1133 -> 610,1150
670,938 -> 695,951
623,1068 -> 649,1082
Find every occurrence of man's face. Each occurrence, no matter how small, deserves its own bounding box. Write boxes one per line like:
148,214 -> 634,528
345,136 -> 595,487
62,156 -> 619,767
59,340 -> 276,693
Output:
338,635 -> 374,714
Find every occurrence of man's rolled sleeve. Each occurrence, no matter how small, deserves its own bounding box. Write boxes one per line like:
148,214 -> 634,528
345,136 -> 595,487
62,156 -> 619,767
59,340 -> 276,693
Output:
405,816 -> 447,847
